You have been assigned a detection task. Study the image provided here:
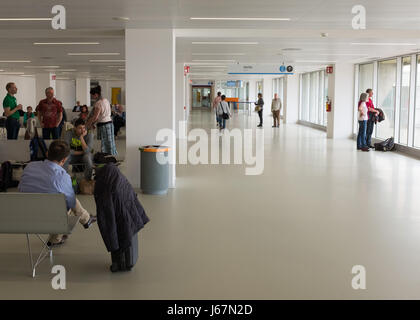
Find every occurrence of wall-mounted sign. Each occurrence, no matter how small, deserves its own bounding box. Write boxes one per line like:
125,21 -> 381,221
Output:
184,65 -> 190,76
51,75 -> 56,80
226,81 -> 237,87
326,66 -> 333,74
228,63 -> 294,75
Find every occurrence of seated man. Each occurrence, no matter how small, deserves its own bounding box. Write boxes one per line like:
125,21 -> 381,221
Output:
113,104 -> 126,137
23,106 -> 37,139
18,140 -> 96,247
64,118 -> 93,180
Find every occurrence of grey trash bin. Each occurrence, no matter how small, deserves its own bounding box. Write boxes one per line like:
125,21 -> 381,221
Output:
139,145 -> 170,195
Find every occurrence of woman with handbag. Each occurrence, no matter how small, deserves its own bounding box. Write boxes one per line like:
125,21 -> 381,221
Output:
217,95 -> 231,130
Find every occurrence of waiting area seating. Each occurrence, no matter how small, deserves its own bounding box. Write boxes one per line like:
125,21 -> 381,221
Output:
0,193 -> 80,277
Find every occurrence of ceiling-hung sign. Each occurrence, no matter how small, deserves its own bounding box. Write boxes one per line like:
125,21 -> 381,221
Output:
228,64 -> 294,75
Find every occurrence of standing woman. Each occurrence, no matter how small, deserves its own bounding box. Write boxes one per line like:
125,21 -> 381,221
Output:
86,86 -> 117,155
357,92 -> 370,152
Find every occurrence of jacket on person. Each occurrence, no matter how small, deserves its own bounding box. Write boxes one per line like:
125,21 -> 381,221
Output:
369,108 -> 385,124
94,163 -> 149,252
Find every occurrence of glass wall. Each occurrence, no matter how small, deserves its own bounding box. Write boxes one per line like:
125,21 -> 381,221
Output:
299,70 -> 326,126
399,57 -> 411,145
376,59 -> 397,139
415,56 -> 420,147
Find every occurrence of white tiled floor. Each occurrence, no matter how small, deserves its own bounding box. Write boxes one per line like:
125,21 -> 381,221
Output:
1,110 -> 420,299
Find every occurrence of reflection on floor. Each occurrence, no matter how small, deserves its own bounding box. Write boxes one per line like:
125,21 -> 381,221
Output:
1,110 -> 420,299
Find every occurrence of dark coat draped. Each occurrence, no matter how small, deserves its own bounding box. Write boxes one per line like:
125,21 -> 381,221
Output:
94,164 -> 149,252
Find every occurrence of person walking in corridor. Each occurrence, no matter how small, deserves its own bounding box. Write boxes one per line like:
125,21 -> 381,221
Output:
271,93 -> 282,128
217,95 -> 231,130
3,82 -> 22,139
357,93 -> 370,152
255,93 -> 264,128
36,87 -> 63,140
213,91 -> 222,126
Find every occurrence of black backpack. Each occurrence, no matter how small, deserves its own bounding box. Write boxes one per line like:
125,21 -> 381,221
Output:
0,161 -> 18,192
93,152 -> 117,164
374,137 -> 395,152
29,136 -> 48,161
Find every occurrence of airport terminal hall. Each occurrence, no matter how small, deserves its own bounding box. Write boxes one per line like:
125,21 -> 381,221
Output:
2,0 -> 420,305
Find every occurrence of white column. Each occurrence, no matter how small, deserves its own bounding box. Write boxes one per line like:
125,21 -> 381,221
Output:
126,28 -> 176,189
327,63 -> 355,139
175,62 -> 186,134
76,78 -> 90,106
262,76 -> 273,117
283,74 -> 299,124
35,73 -> 56,103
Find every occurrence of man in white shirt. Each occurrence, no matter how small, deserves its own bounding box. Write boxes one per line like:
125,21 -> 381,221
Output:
213,92 -> 222,126
216,95 -> 231,130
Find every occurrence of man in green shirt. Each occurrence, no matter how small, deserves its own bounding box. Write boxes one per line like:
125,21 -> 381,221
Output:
64,118 -> 93,180
3,82 -> 22,139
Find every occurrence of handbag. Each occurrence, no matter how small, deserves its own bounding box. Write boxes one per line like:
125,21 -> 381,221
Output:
220,102 -> 230,120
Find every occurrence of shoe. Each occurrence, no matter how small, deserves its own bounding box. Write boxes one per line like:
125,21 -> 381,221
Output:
272,125 -> 276,128
83,216 -> 97,229
369,145 -> 375,149
361,147 -> 370,152
47,239 -> 66,247
257,124 -> 262,127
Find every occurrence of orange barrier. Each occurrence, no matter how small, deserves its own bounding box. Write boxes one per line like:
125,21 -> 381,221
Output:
225,97 -> 239,102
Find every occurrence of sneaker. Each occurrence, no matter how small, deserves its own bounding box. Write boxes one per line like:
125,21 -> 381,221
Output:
83,216 -> 97,229
272,125 -> 276,128
257,124 -> 262,127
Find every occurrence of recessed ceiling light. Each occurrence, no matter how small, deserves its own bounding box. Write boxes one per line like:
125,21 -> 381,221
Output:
24,66 -> 60,68
192,60 -> 236,62
0,60 -> 31,63
192,42 -> 258,45
351,42 -> 417,46
192,53 -> 245,56
190,17 -> 290,21
34,42 -> 100,45
0,18 -> 51,21
90,60 -> 126,62
112,17 -> 130,21
320,33 -> 329,38
68,53 -> 120,56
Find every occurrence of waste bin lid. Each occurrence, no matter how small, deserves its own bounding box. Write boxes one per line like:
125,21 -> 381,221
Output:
139,145 -> 170,152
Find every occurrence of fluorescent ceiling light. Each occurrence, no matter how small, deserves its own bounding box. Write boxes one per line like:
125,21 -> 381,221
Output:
0,72 -> 25,75
24,66 -> 60,68
192,53 -> 245,56
351,42 -> 417,46
90,60 -> 126,62
68,53 -> 120,56
0,18 -> 51,21
192,60 -> 236,62
107,65 -> 125,68
190,65 -> 228,68
0,60 -> 31,63
295,60 -> 336,63
59,69 -> 77,72
192,42 -> 258,45
190,17 -> 290,21
34,42 -> 100,45
56,77 -> 71,80
118,69 -> 125,71
20,75 -> 34,77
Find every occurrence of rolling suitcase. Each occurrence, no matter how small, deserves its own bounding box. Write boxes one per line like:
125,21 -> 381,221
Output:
110,233 -> 139,272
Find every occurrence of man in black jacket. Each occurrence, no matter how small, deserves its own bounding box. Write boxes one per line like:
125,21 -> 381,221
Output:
255,93 -> 264,128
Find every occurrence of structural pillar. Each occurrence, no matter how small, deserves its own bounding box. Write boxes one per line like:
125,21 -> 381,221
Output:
326,63 -> 355,139
125,28 -> 176,189
76,78 -> 91,106
35,73 -> 56,103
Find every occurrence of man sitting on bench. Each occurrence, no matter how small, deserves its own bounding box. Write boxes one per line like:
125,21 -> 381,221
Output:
18,140 -> 97,247
64,118 -> 93,180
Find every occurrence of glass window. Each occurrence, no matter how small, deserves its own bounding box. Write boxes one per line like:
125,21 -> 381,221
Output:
376,59 -> 397,139
302,73 -> 310,121
414,56 -> 420,147
357,63 -> 374,134
324,73 -> 328,126
399,57 -> 411,145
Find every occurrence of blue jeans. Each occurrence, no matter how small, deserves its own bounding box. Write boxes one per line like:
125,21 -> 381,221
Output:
366,119 -> 375,147
42,127 -> 59,140
357,120 -> 367,149
6,118 -> 20,140
218,116 -> 226,129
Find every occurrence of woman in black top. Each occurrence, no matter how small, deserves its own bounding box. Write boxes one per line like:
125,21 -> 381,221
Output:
255,93 -> 264,127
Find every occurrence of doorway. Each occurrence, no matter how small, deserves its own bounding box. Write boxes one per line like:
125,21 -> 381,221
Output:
192,86 -> 212,109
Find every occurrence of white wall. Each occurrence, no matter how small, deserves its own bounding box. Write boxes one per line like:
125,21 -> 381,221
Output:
284,74 -> 300,124
56,79 -> 76,109
0,75 -> 36,110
